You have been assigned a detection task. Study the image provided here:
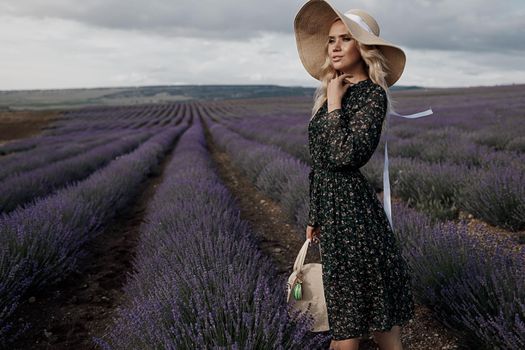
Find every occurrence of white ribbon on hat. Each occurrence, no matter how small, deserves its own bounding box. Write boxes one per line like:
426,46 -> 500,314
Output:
344,12 -> 374,34
382,108 -> 434,231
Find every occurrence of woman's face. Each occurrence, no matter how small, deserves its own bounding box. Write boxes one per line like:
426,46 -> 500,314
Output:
327,20 -> 363,74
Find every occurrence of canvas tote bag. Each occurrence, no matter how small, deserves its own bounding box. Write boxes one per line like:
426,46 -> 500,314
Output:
286,238 -> 329,332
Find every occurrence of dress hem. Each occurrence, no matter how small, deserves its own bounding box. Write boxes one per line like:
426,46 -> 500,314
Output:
329,317 -> 413,341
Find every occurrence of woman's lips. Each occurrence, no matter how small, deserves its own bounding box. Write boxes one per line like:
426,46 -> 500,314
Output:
332,57 -> 342,62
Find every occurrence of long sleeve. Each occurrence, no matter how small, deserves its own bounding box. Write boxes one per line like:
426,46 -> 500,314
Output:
307,167 -> 320,227
320,85 -> 387,171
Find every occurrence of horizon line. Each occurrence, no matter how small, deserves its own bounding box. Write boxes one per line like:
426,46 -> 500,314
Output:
1,81 -> 524,93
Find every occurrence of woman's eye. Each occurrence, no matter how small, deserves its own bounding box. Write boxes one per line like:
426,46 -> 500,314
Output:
328,37 -> 351,43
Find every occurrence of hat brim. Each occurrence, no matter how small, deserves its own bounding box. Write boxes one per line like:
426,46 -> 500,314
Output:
294,0 -> 406,87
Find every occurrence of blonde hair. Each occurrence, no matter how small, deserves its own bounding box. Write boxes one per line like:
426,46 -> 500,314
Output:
310,19 -> 399,125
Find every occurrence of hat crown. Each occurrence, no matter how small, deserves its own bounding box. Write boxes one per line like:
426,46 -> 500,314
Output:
344,9 -> 380,36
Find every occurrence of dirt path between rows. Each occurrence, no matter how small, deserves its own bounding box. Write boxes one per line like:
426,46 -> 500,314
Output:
201,117 -> 463,350
10,133 -> 183,350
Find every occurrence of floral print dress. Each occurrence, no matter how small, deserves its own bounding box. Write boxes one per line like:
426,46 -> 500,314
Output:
307,78 -> 415,340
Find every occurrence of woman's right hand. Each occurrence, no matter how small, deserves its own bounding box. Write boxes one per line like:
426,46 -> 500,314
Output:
306,224 -> 321,244
327,71 -> 352,112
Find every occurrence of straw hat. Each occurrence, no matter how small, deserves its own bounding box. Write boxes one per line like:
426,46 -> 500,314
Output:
294,0 -> 406,87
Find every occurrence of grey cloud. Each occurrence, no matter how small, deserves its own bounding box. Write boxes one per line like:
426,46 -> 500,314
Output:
1,0 -> 295,40
1,0 -> 524,52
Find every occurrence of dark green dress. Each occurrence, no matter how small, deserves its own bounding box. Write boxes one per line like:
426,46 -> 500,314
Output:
307,78 -> 415,340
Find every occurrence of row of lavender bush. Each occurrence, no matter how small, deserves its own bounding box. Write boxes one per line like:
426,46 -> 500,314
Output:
201,105 -> 310,165
0,102 -> 187,156
94,116 -> 328,349
203,111 -> 525,349
388,155 -> 525,231
0,129 -> 107,156
204,114 -> 311,234
0,123 -> 187,347
0,131 -> 153,213
395,203 -> 525,350
0,128 -> 139,181
209,104 -> 524,231
51,102 -> 190,135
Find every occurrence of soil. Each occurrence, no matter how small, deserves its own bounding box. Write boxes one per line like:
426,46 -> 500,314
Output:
460,211 -> 525,255
0,110 -> 65,145
200,117 -> 464,350
9,139 -> 179,350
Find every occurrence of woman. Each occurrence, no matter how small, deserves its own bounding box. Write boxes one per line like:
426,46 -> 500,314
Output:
294,1 -> 419,349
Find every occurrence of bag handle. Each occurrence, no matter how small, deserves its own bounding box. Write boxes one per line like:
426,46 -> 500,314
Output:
293,238 -> 323,273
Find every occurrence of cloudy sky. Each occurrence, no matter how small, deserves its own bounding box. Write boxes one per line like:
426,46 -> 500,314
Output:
1,0 -> 524,90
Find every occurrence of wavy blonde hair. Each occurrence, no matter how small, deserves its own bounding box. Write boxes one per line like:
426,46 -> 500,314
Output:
310,18 -> 399,125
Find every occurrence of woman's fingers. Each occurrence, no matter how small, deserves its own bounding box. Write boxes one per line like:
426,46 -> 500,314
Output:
306,226 -> 315,241
311,227 -> 321,244
331,72 -> 352,80
341,75 -> 354,85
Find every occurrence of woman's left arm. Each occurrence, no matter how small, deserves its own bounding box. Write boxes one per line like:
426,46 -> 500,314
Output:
322,85 -> 387,171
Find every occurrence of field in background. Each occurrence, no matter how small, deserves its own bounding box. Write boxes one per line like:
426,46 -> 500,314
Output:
0,83 -> 424,110
0,82 -> 523,349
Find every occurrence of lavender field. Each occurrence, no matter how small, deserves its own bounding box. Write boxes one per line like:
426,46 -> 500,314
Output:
0,83 -> 524,349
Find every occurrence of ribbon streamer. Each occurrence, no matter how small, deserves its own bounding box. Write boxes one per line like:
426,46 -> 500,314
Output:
382,108 -> 434,231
